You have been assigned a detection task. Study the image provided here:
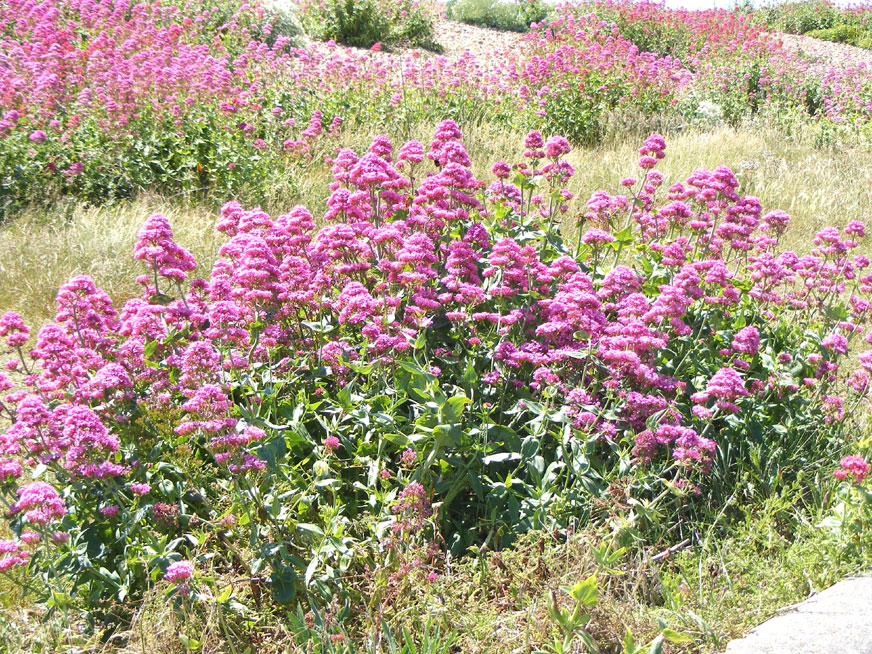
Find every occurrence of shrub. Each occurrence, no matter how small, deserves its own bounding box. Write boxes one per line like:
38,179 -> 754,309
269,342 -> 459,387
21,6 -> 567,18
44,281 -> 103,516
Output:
805,23 -> 865,44
518,0 -> 550,27
759,0 -> 845,34
1,123 -> 870,628
261,0 -> 307,47
447,0 -> 549,32
296,0 -> 438,49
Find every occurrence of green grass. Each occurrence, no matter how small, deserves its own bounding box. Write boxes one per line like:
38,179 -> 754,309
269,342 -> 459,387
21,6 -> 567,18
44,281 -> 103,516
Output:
1,492 -> 867,653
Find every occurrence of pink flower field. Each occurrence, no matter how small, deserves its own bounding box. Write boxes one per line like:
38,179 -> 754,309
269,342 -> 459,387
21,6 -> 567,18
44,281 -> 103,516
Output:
3,0 -> 872,214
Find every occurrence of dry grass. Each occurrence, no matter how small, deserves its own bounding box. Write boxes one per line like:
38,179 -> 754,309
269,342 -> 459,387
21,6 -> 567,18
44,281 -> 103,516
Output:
9,504 -> 853,654
561,124 -> 872,251
0,196 -> 222,328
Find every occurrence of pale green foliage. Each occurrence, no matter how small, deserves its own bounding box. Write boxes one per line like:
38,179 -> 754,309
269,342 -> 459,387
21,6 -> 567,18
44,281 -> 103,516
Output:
447,0 -> 549,32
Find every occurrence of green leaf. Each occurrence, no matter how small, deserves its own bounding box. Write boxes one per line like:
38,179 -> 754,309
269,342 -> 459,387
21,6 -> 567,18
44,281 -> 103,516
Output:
216,585 -> 233,604
46,591 -> 73,609
614,224 -> 634,245
414,330 -> 427,350
824,303 -> 850,321
661,628 -> 692,644
442,394 -> 471,423
817,515 -> 843,530
568,575 -> 599,606
305,556 -> 319,586
521,436 -> 540,460
383,432 -> 411,447
149,292 -> 174,306
143,339 -> 158,358
301,320 -> 335,334
179,634 -> 202,650
270,566 -> 297,604
397,360 -> 427,375
256,435 -> 287,470
463,360 -> 478,384
578,629 -> 600,653
647,635 -> 664,654
296,523 -> 324,539
483,452 -> 521,465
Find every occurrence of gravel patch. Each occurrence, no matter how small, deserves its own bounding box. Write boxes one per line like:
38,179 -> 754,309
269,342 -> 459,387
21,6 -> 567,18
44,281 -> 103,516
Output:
299,10 -> 872,75
431,19 -> 525,59
301,19 -> 525,64
778,33 -> 872,72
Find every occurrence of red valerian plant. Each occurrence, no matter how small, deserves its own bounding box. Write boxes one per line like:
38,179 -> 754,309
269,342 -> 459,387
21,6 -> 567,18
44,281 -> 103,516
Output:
0,122 -> 869,618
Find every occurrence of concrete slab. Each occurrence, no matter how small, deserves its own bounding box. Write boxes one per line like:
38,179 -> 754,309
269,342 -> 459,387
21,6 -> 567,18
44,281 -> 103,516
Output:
724,576 -> 872,654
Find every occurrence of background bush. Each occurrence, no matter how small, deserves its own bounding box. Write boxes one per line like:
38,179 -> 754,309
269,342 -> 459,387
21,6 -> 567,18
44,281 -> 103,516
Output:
262,0 -> 307,47
805,23 -> 872,49
759,0 -> 846,34
447,0 -> 550,32
297,0 -> 438,48
7,0 -> 872,219
757,0 -> 872,48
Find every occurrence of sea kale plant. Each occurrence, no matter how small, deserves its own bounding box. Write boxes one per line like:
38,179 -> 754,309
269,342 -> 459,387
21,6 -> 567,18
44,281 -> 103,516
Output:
0,122 -> 870,624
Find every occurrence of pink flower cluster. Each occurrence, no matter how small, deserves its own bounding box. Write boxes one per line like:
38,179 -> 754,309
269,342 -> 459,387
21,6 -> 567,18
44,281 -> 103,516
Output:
164,559 -> 195,583
134,214 -> 198,291
391,481 -> 433,538
833,455 -> 870,484
0,539 -> 30,571
11,482 -> 66,525
164,559 -> 195,595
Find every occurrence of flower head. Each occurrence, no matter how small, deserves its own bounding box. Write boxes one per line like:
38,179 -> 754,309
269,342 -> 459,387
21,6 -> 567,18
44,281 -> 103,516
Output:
731,326 -> 760,355
13,482 -> 66,525
164,560 -> 195,584
833,456 -> 869,484
0,312 -> 29,347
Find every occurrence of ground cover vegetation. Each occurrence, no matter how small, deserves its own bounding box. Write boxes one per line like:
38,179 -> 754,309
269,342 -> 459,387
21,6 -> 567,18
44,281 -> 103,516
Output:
1,0 -> 872,652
